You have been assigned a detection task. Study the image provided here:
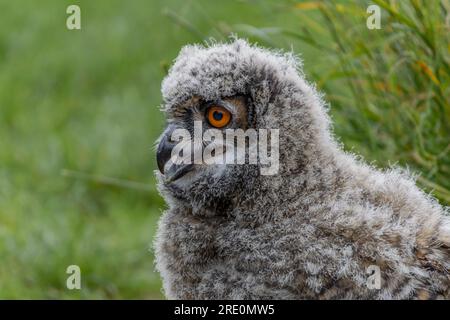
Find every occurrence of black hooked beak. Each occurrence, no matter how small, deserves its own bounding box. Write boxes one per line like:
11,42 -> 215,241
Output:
156,125 -> 194,183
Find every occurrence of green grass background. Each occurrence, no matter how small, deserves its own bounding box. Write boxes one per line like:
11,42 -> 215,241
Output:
0,0 -> 448,298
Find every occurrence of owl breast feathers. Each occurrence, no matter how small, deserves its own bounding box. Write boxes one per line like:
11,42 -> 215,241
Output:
154,38 -> 450,300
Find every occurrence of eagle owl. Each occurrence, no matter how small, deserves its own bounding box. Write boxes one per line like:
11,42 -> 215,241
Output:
154,39 -> 450,299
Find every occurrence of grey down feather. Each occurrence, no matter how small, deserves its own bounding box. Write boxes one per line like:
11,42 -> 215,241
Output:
154,39 -> 450,299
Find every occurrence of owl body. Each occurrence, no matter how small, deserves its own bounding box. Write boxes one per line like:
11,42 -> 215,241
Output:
154,39 -> 450,299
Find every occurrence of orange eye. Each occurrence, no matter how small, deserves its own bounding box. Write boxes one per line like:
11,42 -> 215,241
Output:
206,105 -> 231,128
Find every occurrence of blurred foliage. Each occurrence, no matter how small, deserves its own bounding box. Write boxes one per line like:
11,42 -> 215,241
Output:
235,0 -> 450,204
308,0 -> 450,204
0,0 -> 448,299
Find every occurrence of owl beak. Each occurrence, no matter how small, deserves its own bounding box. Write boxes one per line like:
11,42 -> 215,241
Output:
164,163 -> 194,183
156,133 -> 173,175
156,126 -> 193,182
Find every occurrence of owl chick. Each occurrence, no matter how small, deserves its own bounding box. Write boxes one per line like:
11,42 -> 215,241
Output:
154,39 -> 450,300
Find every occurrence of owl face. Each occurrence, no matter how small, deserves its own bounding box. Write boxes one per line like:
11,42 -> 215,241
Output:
156,95 -> 251,188
155,39 -> 328,208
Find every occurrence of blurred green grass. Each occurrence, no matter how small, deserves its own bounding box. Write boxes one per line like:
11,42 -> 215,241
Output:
0,0 -> 305,299
0,0 -> 448,299
282,0 -> 450,204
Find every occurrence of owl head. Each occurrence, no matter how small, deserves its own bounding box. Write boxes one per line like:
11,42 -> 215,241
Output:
156,38 -> 334,213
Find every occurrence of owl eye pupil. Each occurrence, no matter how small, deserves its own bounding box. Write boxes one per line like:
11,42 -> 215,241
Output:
206,105 -> 231,128
213,111 -> 223,121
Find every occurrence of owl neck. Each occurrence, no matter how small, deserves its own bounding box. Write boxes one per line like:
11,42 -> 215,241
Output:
229,126 -> 350,225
